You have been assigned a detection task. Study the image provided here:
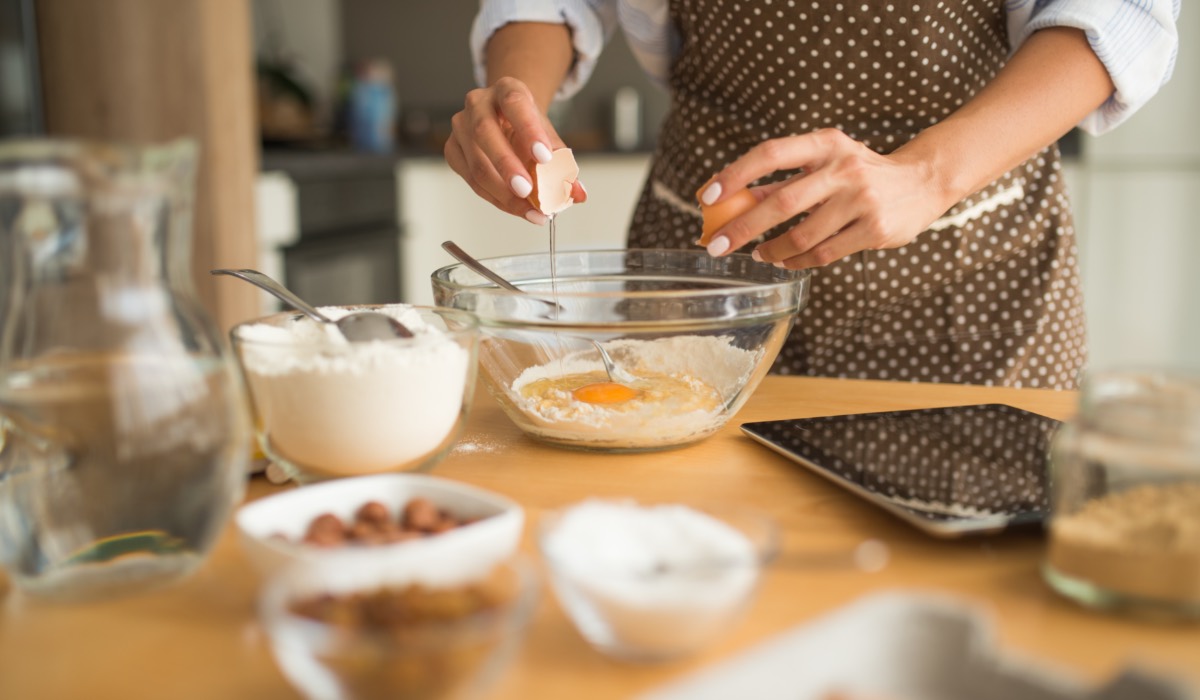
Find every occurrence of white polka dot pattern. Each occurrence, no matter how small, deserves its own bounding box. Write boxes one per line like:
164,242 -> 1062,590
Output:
626,0 -> 1086,390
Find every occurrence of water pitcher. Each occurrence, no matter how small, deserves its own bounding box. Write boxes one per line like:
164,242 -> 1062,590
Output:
0,139 -> 250,601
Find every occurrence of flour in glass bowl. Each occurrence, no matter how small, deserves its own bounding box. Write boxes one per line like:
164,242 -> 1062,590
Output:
510,335 -> 762,449
235,305 -> 471,477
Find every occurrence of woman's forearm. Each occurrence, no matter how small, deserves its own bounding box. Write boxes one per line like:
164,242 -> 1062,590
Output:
897,27 -> 1115,209
484,22 -> 576,113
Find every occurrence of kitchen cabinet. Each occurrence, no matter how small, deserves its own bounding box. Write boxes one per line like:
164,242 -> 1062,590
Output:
397,153 -> 652,305
259,149 -> 404,308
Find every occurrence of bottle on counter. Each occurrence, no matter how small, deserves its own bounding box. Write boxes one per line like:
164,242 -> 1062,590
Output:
611,87 -> 642,152
348,59 -> 397,154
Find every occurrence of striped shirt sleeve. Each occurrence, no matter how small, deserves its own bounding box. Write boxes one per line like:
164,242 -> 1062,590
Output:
1006,0 -> 1181,134
470,0 -> 618,101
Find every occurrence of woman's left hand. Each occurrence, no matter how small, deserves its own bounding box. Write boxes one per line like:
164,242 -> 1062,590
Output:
699,128 -> 955,268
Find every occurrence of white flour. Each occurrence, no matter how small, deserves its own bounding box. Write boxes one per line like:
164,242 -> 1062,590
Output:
542,500 -> 760,658
509,335 -> 761,449
236,305 -> 470,477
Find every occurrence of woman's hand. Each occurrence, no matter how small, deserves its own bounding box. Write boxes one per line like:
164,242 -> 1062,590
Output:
698,128 -> 954,268
444,76 -> 586,225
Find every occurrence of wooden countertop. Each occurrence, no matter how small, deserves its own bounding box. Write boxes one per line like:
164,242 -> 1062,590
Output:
2,376 -> 1197,699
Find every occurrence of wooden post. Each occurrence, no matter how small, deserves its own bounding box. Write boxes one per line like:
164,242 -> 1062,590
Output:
34,0 -> 261,331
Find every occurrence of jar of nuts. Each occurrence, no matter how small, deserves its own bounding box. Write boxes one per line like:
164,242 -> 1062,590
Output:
1044,369 -> 1200,618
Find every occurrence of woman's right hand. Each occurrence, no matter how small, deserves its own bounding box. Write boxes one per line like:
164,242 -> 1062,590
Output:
444,77 -> 586,225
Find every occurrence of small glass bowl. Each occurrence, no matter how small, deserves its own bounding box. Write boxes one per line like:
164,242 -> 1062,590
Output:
537,499 -> 778,662
1044,369 -> 1200,619
229,305 -> 479,483
431,249 -> 810,452
259,556 -> 538,700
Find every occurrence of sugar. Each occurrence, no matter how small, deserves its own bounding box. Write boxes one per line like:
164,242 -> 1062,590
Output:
543,500 -> 760,658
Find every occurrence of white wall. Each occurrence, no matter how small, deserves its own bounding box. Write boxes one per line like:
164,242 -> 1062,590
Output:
1070,7 -> 1200,373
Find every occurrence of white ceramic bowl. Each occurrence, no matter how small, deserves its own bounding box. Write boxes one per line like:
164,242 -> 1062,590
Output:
235,473 -> 524,583
537,498 -> 778,662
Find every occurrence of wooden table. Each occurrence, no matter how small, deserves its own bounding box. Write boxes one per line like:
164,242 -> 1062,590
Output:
2,377 -> 1197,699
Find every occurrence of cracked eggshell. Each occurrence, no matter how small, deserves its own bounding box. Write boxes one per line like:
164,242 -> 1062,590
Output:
529,147 -> 579,216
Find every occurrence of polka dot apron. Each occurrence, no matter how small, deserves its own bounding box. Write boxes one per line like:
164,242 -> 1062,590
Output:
627,0 -> 1087,389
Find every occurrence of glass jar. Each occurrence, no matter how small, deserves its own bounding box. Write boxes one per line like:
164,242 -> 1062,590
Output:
1044,369 -> 1200,618
0,140 -> 251,601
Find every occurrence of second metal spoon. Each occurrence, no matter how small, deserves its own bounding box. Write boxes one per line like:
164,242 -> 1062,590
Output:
211,268 -> 413,342
441,241 -> 635,385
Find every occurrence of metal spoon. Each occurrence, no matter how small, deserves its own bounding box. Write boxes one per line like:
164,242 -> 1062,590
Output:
210,268 -> 413,342
440,241 -> 636,384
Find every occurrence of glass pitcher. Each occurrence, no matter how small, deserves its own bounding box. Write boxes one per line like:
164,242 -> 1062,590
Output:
0,139 -> 250,601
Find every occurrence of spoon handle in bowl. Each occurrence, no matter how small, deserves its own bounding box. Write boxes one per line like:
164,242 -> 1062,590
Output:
211,269 -> 331,325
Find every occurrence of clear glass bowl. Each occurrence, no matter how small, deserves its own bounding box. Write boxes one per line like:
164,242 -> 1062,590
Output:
537,499 -> 778,662
1044,369 -> 1200,619
430,249 -> 810,452
260,556 -> 538,700
230,305 -> 479,483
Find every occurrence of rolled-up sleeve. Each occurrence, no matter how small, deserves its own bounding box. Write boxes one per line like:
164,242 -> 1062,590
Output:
471,0 -> 618,101
1007,0 -> 1180,134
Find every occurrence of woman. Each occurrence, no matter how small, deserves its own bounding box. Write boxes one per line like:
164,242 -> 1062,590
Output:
444,1 -> 1179,389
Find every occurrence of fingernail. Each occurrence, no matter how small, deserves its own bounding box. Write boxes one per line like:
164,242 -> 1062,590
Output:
525,210 -> 549,225
773,261 -> 787,269
751,249 -> 764,262
706,235 -> 731,257
532,142 -> 553,164
578,180 -> 588,196
511,175 -> 533,198
700,182 -> 722,206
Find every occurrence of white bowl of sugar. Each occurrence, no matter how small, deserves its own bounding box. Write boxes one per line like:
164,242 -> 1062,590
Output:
230,304 -> 479,484
538,498 -> 778,662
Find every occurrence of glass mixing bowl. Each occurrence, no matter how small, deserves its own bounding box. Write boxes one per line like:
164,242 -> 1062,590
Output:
431,249 -> 810,452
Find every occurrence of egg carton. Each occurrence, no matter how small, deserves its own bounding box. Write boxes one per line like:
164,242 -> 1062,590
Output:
642,591 -> 1196,700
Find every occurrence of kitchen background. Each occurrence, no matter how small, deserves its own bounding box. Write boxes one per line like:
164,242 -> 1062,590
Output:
2,0 -> 1196,374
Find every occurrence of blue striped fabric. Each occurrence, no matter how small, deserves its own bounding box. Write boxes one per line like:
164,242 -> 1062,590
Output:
472,0 -> 1179,133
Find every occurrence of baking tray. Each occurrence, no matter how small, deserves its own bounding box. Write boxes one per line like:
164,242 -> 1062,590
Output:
641,591 -> 1196,700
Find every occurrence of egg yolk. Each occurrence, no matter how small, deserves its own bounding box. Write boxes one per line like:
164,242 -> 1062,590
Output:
572,382 -> 642,404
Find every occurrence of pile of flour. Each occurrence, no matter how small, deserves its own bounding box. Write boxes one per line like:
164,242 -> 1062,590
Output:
509,335 -> 761,449
237,305 -> 470,476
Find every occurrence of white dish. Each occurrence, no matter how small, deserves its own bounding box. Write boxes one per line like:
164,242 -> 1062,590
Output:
642,591 -> 1196,700
235,473 -> 524,586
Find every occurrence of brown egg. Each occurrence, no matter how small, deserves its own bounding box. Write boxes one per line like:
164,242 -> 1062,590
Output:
697,187 -> 758,245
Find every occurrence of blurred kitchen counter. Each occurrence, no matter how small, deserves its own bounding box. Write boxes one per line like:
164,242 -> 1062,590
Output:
2,375 -> 1197,699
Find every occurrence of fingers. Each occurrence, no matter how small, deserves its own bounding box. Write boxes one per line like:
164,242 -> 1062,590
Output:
705,173 -> 833,255
700,130 -> 858,256
444,135 -> 547,224
769,220 -> 874,270
447,79 -> 560,224
491,78 -> 556,166
753,199 -> 851,262
704,128 -> 848,199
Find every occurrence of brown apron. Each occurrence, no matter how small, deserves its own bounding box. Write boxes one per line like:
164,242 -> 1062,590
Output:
627,0 -> 1087,390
